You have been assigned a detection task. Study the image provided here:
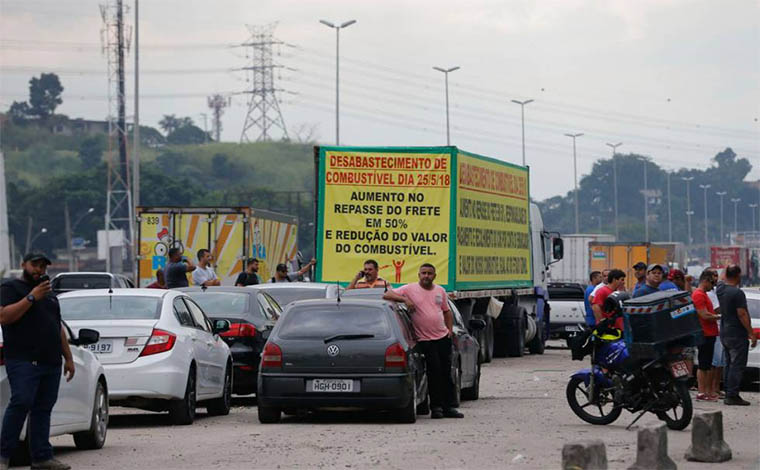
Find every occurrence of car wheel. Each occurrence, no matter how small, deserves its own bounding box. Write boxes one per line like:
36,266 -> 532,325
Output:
395,382 -> 417,424
169,365 -> 197,425
461,363 -> 480,401
416,385 -> 430,415
451,362 -> 462,407
206,364 -> 232,416
257,404 -> 282,424
74,379 -> 109,450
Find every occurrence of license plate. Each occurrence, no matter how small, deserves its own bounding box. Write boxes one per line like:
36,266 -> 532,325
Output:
309,379 -> 354,392
565,325 -> 581,332
87,341 -> 113,354
669,360 -> 689,378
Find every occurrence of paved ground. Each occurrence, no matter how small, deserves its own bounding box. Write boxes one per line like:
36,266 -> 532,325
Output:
48,342 -> 760,469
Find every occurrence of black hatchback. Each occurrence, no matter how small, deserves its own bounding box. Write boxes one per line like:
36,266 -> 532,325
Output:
180,286 -> 281,395
257,298 -> 429,423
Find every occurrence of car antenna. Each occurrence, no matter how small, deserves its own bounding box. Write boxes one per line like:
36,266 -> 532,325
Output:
201,284 -> 207,292
336,280 -> 341,304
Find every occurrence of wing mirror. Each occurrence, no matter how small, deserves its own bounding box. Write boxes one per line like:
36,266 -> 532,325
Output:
552,237 -> 564,261
76,328 -> 100,346
468,319 -> 487,330
212,319 -> 231,335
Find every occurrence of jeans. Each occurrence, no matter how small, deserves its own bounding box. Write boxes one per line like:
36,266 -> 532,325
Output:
0,359 -> 61,462
416,336 -> 457,410
721,338 -> 749,398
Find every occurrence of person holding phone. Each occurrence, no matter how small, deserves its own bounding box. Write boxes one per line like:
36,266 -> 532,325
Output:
347,259 -> 387,290
164,247 -> 196,289
1,253 -> 75,470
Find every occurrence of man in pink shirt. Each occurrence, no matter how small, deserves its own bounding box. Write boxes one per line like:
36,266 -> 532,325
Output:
384,263 -> 463,419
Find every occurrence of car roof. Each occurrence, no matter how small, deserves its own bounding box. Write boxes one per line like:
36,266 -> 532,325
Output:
253,282 -> 334,290
57,288 -> 174,299
287,297 -> 390,309
54,272 -> 117,278
178,286 -> 257,295
341,288 -> 389,298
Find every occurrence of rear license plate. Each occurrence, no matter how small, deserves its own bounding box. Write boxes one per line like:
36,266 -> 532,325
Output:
565,325 -> 581,332
309,379 -> 354,392
87,340 -> 113,354
669,360 -> 689,378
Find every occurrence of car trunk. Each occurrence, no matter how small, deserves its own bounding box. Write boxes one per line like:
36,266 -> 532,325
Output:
278,338 -> 391,374
67,319 -> 159,365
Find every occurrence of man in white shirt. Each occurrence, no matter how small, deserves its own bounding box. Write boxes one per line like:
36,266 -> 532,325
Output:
192,249 -> 221,287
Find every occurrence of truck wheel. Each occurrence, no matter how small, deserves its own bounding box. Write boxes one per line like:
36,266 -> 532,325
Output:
505,310 -> 527,358
528,317 -> 545,355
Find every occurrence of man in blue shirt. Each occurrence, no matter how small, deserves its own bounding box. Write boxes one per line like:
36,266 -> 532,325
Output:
658,265 -> 678,291
632,262 -> 647,296
584,271 -> 602,326
632,264 -> 664,298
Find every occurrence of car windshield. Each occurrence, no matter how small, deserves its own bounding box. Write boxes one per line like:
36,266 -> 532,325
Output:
278,305 -> 390,339
267,288 -> 328,307
54,275 -> 111,290
185,292 -> 252,317
747,298 -> 760,320
60,296 -> 160,320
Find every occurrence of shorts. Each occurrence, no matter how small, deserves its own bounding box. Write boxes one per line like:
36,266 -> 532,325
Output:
712,339 -> 726,367
697,336 -> 716,371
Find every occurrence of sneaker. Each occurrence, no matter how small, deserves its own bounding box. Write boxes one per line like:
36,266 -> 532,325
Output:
443,408 -> 464,418
696,393 -> 717,402
724,396 -> 751,406
431,408 -> 444,419
718,391 -> 726,399
31,458 -> 71,470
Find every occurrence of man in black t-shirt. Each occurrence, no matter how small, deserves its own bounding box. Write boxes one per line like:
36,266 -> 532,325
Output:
1,253 -> 75,470
164,247 -> 195,289
235,258 -> 261,286
716,264 -> 757,406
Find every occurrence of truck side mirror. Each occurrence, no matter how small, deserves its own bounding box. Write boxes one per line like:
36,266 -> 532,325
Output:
552,238 -> 564,261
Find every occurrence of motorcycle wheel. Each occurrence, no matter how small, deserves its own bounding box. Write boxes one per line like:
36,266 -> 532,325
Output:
655,381 -> 693,431
565,376 -> 622,425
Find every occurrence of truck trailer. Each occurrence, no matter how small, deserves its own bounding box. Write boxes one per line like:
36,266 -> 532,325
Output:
313,146 -> 563,359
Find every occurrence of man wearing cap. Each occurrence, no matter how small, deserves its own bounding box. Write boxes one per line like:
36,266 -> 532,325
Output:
0,254 -> 75,470
658,266 -> 678,291
631,262 -> 647,296
270,259 -> 316,283
235,258 -> 262,287
632,264 -> 664,298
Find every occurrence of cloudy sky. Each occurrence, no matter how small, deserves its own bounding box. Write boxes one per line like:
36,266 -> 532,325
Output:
1,0 -> 758,200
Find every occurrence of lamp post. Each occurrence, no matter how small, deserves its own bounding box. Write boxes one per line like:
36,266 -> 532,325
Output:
512,99 -> 534,167
730,198 -> 741,241
319,19 -> 356,145
699,184 -> 710,259
27,227 -> 47,252
716,191 -> 727,243
66,207 -> 95,271
606,142 -> 623,238
564,133 -> 583,233
750,203 -> 758,232
667,172 -> 672,242
682,176 -> 694,245
433,66 -> 460,145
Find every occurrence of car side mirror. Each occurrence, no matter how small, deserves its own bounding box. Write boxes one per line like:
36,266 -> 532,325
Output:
552,237 -> 564,261
76,328 -> 100,346
213,319 -> 231,335
468,319 -> 487,330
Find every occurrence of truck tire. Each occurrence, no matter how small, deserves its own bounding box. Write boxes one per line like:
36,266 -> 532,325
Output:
505,309 -> 527,357
528,317 -> 545,355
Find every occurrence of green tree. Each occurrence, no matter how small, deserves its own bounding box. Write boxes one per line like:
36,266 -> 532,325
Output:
8,101 -> 32,124
78,136 -> 106,168
167,124 -> 208,145
28,73 -> 63,119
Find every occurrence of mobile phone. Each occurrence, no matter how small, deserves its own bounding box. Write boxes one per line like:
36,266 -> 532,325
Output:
358,271 -> 365,278
39,274 -> 50,283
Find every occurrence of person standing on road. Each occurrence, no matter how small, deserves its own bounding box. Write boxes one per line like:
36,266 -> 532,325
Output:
584,271 -> 602,327
692,270 -> 721,401
631,264 -> 664,298
146,269 -> 167,289
235,258 -> 261,287
588,269 -> 611,304
347,259 -> 387,290
631,262 -> 647,296
716,265 -> 757,406
383,263 -> 464,419
658,266 -> 678,291
164,248 -> 196,289
192,249 -> 221,287
270,260 -> 316,283
0,253 -> 75,470
706,269 -> 726,398
591,269 -> 626,330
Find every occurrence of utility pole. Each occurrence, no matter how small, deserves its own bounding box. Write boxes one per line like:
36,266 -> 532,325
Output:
564,133 -> 583,233
512,99 -> 534,167
199,113 -> 209,143
750,203 -> 758,232
699,184 -> 710,259
606,142 -> 622,238
682,176 -> 694,245
716,191 -> 727,243
0,150 -> 10,272
132,0 -> 139,282
434,66 -> 460,145
238,23 -> 289,142
65,202 -> 72,271
320,19 -> 356,145
731,197 -> 741,241
207,94 -> 230,142
643,159 -> 649,242
667,172 -> 672,242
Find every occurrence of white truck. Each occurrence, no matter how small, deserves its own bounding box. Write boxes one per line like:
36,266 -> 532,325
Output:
547,233 -> 615,284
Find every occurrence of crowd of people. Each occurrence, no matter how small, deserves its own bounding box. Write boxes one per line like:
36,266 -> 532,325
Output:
582,262 -> 757,406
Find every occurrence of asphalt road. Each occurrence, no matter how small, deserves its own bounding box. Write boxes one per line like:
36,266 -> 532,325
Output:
48,342 -> 760,469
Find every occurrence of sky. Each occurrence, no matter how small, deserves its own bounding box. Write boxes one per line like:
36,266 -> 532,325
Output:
1,0 -> 758,200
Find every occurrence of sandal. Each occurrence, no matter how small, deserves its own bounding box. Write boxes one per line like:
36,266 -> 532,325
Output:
696,393 -> 717,402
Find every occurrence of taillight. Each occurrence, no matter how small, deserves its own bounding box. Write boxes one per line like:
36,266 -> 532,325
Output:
261,342 -> 282,369
139,329 -> 176,357
385,343 -> 407,370
220,323 -> 256,338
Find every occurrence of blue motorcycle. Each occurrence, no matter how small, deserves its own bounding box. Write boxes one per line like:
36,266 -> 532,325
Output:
566,292 -> 693,430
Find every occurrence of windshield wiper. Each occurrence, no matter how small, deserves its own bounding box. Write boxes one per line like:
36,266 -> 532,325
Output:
324,334 -> 375,344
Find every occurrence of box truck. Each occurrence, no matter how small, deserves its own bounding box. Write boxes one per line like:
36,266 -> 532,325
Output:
548,233 -> 615,284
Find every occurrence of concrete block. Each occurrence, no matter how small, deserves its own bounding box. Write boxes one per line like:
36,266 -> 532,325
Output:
562,440 -> 608,470
628,424 -> 676,470
685,411 -> 732,463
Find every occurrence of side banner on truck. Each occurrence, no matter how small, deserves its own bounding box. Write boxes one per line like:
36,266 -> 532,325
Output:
316,148 -> 452,287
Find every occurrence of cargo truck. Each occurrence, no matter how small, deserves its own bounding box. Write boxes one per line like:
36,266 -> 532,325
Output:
548,233 -> 616,284
588,242 -> 682,291
710,245 -> 750,278
313,146 -> 563,359
135,207 -> 298,287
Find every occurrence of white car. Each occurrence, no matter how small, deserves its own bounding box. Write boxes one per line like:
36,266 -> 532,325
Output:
253,282 -> 342,307
59,289 -> 233,425
743,289 -> 760,380
0,323 -> 109,460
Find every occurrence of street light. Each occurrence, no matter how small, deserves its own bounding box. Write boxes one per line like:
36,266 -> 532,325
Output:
564,133 -> 583,233
606,142 -> 623,238
750,203 -> 758,232
730,197 -> 741,239
699,184 -> 710,259
433,66 -> 460,145
512,99 -> 534,167
320,19 -> 357,145
682,176 -> 694,246
716,191 -> 727,243
69,207 -> 95,271
28,227 -> 47,251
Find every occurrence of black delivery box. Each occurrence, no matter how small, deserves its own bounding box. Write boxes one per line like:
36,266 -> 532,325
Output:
622,290 -> 702,358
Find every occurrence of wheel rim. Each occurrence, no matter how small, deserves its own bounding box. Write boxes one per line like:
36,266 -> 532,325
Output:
571,379 -> 616,420
224,369 -> 231,408
95,385 -> 108,441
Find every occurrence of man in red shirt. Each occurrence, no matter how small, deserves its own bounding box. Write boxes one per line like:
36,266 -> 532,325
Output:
591,269 -> 626,330
146,269 -> 166,289
693,270 -> 721,401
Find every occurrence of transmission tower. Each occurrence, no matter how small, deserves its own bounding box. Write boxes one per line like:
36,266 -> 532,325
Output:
100,0 -> 133,273
238,23 -> 289,142
207,94 -> 230,142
